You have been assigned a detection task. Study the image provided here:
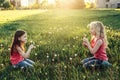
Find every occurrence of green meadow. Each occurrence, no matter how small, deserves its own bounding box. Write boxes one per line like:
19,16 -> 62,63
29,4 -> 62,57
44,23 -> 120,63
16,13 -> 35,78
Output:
0,9 -> 120,80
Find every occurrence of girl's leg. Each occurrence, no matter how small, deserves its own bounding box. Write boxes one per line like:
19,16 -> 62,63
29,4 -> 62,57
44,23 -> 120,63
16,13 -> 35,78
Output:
24,59 -> 35,65
83,59 -> 102,68
81,57 -> 95,64
16,60 -> 34,68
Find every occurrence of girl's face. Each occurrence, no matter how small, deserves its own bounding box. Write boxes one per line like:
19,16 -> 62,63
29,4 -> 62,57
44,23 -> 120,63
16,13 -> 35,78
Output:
90,26 -> 96,36
18,33 -> 27,43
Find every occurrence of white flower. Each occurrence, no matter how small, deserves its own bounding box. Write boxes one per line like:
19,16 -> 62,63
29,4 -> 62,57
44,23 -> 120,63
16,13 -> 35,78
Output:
69,57 -> 72,61
74,54 -> 77,57
54,54 -> 57,57
1,64 -> 4,67
0,44 -> 3,47
35,53 -> 37,56
64,66 -> 67,69
52,59 -> 54,61
83,76 -> 86,78
47,56 -> 49,58
8,48 -> 11,51
45,72 -> 47,75
62,48 -> 65,51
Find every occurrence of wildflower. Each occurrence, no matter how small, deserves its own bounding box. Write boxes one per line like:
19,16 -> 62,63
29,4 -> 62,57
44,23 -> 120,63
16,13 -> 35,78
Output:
97,73 -> 99,76
8,48 -> 11,51
62,48 -> 65,51
74,54 -> 77,57
35,53 -> 37,56
91,64 -> 95,67
0,44 -> 3,47
69,57 -> 72,61
45,72 -> 47,75
64,66 -> 67,69
83,76 -> 86,79
1,64 -> 4,67
52,58 -> 54,62
47,55 -> 49,58
54,54 -> 57,57
73,45 -> 75,48
30,40 -> 33,43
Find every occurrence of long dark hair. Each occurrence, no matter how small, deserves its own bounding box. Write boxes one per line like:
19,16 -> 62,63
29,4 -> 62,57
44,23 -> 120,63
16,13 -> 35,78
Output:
11,30 -> 26,55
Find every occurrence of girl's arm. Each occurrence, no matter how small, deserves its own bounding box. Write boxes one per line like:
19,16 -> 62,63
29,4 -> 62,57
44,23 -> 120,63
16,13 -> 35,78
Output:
83,38 -> 102,54
16,44 -> 35,58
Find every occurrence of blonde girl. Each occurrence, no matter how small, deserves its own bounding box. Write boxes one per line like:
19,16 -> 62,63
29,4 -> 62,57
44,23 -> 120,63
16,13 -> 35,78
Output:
81,21 -> 110,68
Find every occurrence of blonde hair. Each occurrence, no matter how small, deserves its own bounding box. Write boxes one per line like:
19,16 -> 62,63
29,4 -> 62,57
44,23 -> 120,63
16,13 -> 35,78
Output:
88,21 -> 108,47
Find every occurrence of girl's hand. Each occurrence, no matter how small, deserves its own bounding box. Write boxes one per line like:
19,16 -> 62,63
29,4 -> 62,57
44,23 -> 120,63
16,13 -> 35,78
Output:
82,41 -> 88,47
83,37 -> 89,47
29,44 -> 36,50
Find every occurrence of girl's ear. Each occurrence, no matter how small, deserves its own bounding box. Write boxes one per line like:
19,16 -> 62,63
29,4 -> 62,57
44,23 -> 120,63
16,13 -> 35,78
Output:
18,37 -> 21,41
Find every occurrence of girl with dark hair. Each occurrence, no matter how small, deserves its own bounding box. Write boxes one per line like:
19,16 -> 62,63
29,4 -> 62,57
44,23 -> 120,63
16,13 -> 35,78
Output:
10,30 -> 35,68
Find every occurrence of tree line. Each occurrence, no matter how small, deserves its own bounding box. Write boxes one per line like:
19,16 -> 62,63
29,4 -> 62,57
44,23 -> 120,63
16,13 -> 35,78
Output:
0,0 -> 88,10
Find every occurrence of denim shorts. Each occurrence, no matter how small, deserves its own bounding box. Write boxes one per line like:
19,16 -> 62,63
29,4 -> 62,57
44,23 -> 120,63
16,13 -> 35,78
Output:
81,57 -> 103,68
13,59 -> 35,68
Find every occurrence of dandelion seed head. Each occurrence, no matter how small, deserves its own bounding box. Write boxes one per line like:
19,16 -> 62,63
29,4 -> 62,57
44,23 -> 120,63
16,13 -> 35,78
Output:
35,53 -> 37,56
47,56 -> 49,58
83,76 -> 86,79
54,54 -> 57,57
52,58 -> 54,61
69,57 -> 72,61
64,66 -> 67,69
74,54 -> 77,57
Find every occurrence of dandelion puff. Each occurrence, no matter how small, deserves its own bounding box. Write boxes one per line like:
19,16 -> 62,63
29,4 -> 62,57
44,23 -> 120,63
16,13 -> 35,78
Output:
64,66 -> 67,69
74,54 -> 77,57
45,72 -> 47,75
47,55 -> 49,58
35,53 -> 37,56
1,64 -> 4,67
91,64 -> 95,67
54,54 -> 57,57
8,48 -> 11,51
83,76 -> 86,79
30,40 -> 33,44
62,48 -> 65,51
69,57 -> 72,61
52,58 -> 54,62
0,44 -> 3,47
73,45 -> 75,48
97,73 -> 99,76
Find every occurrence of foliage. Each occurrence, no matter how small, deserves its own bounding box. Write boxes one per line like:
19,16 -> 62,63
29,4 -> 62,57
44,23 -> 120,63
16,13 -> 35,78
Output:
0,9 -> 120,80
3,1 -> 13,9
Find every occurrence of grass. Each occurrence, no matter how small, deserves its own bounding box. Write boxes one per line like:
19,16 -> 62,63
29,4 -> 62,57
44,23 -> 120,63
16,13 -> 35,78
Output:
0,9 -> 120,80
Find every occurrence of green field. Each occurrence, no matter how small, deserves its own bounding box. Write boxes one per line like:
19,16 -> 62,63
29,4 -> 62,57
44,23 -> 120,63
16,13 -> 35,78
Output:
0,9 -> 120,80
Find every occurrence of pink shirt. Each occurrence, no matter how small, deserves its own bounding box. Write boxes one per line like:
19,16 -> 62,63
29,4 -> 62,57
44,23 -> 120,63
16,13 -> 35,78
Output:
10,51 -> 24,65
91,37 -> 108,61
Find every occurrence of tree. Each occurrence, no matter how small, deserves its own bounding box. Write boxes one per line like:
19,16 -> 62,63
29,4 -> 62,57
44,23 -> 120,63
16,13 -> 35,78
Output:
10,0 -> 16,7
0,0 -> 5,7
3,1 -> 13,9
